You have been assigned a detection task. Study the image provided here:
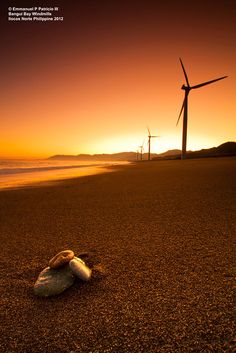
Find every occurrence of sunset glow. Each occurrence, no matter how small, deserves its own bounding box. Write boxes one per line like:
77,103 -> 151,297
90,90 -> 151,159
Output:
1,1 -> 236,158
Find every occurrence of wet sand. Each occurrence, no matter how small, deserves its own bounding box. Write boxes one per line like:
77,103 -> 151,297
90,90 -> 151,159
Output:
0,157 -> 235,352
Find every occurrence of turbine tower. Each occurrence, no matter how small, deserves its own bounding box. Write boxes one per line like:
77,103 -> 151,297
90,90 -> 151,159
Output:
177,58 -> 227,160
147,127 -> 160,161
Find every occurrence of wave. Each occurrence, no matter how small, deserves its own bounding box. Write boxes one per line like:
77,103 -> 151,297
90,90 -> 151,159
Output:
0,163 -> 103,176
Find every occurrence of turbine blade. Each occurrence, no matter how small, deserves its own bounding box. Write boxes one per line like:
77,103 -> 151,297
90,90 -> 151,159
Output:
179,58 -> 190,87
191,76 -> 228,89
147,126 -> 151,135
176,97 -> 185,126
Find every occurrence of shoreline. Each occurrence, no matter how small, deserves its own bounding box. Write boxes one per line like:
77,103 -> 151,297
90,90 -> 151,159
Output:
0,161 -> 131,191
2,154 -> 235,192
1,157 -> 235,352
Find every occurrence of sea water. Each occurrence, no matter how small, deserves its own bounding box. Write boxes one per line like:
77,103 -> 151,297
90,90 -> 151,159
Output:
0,159 -> 128,190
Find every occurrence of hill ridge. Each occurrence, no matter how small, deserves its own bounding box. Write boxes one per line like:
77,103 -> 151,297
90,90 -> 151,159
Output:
48,142 -> 236,161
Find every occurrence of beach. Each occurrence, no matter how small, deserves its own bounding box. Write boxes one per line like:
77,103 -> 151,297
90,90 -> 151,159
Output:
0,157 -> 235,352
0,159 -> 127,190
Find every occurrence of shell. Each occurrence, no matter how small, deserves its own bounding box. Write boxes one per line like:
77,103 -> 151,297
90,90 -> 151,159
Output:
34,266 -> 75,297
49,250 -> 74,269
69,257 -> 92,281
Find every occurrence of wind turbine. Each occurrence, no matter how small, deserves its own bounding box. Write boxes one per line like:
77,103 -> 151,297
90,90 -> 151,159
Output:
147,127 -> 160,161
139,139 -> 145,161
177,58 -> 227,160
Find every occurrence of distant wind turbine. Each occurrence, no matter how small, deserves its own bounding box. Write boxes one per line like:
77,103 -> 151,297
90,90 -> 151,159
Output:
139,140 -> 145,161
177,58 -> 227,160
147,127 -> 160,161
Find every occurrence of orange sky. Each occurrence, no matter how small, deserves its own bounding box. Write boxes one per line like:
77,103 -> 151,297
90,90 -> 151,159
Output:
1,0 -> 236,158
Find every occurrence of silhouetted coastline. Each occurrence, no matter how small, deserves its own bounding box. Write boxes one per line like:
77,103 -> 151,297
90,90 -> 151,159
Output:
48,141 -> 236,162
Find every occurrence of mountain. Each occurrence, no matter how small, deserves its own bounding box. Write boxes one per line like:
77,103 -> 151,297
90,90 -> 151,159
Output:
49,152 -> 139,161
157,149 -> 181,157
48,142 -> 236,162
152,142 -> 236,160
187,141 -> 236,158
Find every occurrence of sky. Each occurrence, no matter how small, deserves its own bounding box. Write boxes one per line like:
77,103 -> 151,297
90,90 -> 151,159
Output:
1,0 -> 236,158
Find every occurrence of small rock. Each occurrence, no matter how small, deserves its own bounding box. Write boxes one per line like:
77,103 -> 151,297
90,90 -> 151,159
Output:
34,266 -> 75,297
69,257 -> 92,281
49,250 -> 74,269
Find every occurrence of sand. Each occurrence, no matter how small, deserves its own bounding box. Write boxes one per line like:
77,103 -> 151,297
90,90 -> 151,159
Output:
0,157 -> 235,353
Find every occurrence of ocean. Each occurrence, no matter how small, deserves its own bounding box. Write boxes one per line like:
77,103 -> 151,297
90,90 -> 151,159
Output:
0,159 -> 128,190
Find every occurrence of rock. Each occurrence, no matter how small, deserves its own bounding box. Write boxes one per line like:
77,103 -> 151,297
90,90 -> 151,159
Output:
69,257 -> 92,281
34,266 -> 75,297
49,250 -> 74,269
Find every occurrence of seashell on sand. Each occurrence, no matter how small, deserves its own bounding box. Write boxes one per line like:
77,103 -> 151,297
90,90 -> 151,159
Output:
34,266 -> 75,297
49,250 -> 74,269
69,257 -> 92,281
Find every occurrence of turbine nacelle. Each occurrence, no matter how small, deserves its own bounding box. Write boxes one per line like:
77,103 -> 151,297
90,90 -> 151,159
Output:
181,84 -> 191,91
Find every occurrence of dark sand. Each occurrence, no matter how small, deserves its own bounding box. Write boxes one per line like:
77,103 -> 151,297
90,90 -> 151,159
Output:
0,157 -> 235,353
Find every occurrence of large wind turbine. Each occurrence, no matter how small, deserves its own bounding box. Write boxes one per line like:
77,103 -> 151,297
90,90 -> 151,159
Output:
177,58 -> 227,159
147,127 -> 160,161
